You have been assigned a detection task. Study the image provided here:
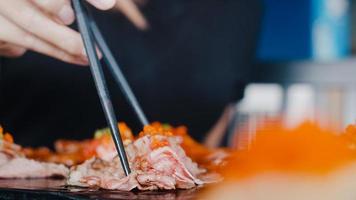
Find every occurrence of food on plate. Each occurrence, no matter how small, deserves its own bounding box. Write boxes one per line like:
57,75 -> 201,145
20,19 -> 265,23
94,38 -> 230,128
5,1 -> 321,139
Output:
23,123 -> 134,166
24,122 -> 228,171
0,126 -> 69,179
23,141 -> 92,166
0,123 -> 224,190
138,122 -> 229,171
67,126 -> 221,190
200,122 -> 356,200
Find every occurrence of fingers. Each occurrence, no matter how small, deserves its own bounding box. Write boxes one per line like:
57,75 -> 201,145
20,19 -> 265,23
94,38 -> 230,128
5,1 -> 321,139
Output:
0,15 -> 88,66
0,0 -> 109,65
0,0 -> 85,58
115,0 -> 149,30
0,43 -> 27,58
86,0 -> 117,10
132,0 -> 148,7
31,0 -> 116,25
31,0 -> 75,25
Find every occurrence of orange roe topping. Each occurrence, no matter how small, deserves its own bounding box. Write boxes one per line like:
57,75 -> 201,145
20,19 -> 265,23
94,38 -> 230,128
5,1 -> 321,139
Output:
139,122 -> 211,156
3,133 -> 14,143
0,126 -> 14,143
138,122 -> 217,168
118,123 -> 134,141
139,122 -> 174,138
139,123 -> 172,150
221,122 -> 356,180
150,137 -> 170,150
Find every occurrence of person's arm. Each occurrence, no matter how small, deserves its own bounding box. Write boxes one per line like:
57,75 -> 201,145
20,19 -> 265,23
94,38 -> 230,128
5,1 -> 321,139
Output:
0,0 -> 147,65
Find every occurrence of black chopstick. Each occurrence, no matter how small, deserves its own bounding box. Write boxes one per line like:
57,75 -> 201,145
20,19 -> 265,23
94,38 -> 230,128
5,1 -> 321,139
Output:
72,0 -> 131,176
85,10 -> 149,127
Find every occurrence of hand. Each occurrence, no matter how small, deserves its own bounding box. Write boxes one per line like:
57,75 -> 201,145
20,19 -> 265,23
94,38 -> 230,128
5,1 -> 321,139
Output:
0,0 -> 116,65
115,0 -> 149,30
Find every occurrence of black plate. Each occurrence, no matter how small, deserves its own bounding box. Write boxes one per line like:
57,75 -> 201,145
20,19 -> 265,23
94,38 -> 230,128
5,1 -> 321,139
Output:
0,179 -> 201,200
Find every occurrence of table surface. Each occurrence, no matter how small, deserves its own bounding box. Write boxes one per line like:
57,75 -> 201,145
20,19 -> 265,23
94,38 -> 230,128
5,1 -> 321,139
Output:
0,179 -> 201,200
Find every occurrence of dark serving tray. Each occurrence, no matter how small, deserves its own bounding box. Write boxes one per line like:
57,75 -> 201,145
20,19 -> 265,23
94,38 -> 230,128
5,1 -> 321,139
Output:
0,179 -> 201,200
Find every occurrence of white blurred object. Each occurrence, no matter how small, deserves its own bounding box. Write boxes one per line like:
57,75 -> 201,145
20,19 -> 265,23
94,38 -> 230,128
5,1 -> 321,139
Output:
343,88 -> 356,127
315,87 -> 345,132
326,0 -> 349,18
232,84 -> 283,149
313,21 -> 337,61
285,84 -> 315,128
229,83 -> 354,149
237,84 -> 283,114
231,84 -> 318,149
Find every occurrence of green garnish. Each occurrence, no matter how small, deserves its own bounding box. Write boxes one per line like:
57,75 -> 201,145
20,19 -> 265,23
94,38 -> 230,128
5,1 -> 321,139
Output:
94,128 -> 111,139
162,123 -> 171,130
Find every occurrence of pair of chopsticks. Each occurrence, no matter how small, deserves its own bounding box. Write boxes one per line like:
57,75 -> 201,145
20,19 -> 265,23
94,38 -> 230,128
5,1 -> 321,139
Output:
72,0 -> 148,176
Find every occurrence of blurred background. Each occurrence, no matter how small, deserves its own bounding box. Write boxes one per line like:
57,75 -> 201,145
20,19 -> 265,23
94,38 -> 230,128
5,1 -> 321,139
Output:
1,0 -> 355,148
231,0 -> 356,149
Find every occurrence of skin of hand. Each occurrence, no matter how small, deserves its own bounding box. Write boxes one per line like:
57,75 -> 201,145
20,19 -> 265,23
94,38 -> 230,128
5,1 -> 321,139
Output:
115,0 -> 148,30
0,0 -> 146,66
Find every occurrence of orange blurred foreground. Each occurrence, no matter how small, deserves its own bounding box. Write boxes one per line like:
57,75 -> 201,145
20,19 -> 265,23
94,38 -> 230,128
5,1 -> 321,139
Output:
222,122 -> 356,179
200,122 -> 356,200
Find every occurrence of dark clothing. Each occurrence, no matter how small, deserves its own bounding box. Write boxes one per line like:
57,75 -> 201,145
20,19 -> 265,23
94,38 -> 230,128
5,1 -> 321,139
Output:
0,0 -> 262,146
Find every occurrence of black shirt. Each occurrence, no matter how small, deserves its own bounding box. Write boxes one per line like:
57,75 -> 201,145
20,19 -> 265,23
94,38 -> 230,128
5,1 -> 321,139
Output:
0,0 -> 262,146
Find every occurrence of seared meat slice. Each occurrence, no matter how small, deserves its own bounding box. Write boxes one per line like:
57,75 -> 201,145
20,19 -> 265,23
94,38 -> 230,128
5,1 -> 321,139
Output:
67,135 -> 216,190
0,156 -> 69,178
0,140 -> 69,179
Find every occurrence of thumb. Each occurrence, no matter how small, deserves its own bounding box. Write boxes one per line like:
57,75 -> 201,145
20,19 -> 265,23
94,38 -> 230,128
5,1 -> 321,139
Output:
0,43 -> 27,58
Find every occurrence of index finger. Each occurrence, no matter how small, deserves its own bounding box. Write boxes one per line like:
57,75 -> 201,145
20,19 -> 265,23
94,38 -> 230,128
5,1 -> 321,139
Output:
31,0 -> 116,25
116,0 -> 148,30
0,0 -> 85,57
87,0 -> 117,10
